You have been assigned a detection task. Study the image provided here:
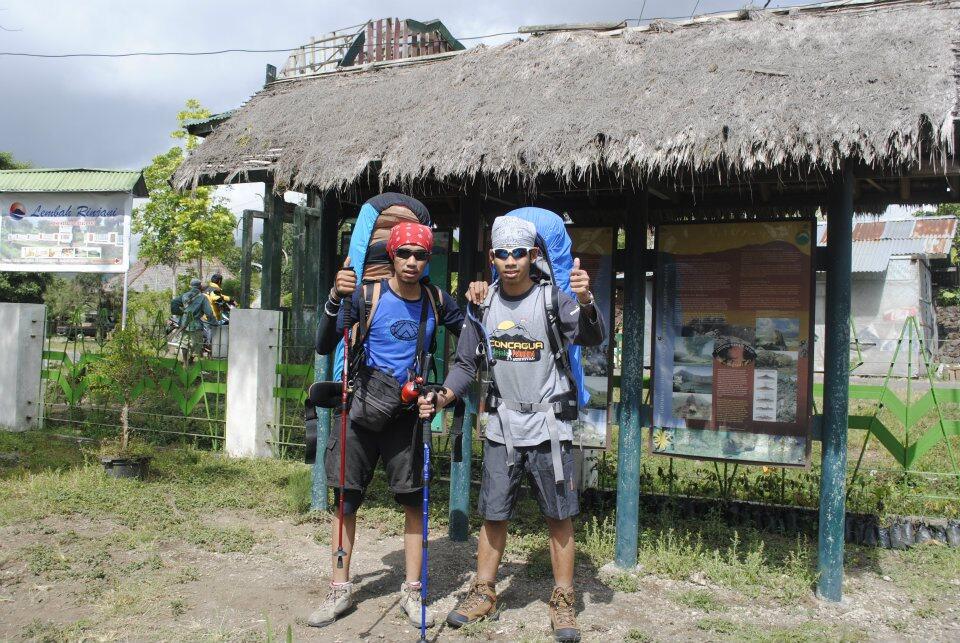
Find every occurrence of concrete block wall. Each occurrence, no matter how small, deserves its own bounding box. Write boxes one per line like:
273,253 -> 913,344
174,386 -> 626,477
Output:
225,309 -> 281,458
0,303 -> 45,432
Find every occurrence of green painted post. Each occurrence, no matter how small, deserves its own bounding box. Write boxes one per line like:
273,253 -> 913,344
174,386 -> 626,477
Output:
261,184 -> 284,311
311,191 -> 339,511
817,166 -> 854,602
449,190 -> 480,541
615,189 -> 648,569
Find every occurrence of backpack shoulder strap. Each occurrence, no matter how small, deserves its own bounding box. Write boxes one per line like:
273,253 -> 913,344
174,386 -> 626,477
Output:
542,283 -> 576,388
352,281 -> 381,349
423,283 -> 443,352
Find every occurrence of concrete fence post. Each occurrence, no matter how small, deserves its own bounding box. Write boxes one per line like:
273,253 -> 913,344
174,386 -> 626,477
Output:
225,309 -> 281,458
0,303 -> 45,432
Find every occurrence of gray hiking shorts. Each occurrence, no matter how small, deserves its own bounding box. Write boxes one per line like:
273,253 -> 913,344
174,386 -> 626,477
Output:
478,438 -> 579,521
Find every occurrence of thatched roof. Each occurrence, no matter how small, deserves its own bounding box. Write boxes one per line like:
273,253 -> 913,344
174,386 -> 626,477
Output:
174,0 -> 960,195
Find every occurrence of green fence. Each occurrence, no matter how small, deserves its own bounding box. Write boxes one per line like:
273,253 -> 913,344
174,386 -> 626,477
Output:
40,317 -> 228,446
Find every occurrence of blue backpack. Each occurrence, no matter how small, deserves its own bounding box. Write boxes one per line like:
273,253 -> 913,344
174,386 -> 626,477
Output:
486,207 -> 590,408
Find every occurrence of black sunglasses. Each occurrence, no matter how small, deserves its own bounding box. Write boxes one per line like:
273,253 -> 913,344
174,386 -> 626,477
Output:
492,247 -> 532,261
395,248 -> 430,261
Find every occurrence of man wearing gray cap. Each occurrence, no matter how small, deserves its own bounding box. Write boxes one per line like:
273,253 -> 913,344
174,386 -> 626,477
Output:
419,215 -> 603,642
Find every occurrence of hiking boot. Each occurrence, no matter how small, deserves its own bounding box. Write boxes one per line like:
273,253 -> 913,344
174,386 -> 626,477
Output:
548,585 -> 580,642
446,579 -> 498,628
398,581 -> 436,628
307,582 -> 354,627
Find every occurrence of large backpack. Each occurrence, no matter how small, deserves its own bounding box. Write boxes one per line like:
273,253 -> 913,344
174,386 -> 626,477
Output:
333,193 -> 434,380
482,207 -> 590,408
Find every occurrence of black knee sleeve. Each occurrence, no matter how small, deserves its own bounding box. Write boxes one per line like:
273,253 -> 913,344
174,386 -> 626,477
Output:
394,490 -> 422,508
331,488 -> 364,515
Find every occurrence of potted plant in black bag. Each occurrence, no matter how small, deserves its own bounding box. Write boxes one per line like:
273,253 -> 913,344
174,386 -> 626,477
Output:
86,327 -> 157,480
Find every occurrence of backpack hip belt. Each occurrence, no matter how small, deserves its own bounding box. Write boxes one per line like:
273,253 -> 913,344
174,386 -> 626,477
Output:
486,396 -> 567,484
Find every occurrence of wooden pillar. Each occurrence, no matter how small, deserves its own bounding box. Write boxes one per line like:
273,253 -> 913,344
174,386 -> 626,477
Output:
310,190 -> 340,511
449,188 -> 481,541
614,189 -> 648,569
239,209 -> 254,308
261,182 -> 284,311
817,166 -> 854,602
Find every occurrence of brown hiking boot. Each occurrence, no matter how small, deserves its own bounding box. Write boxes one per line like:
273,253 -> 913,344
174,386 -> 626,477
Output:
549,585 -> 580,642
446,579 -> 498,628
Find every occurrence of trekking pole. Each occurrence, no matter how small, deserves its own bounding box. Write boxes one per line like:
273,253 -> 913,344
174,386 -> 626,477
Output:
335,284 -> 354,569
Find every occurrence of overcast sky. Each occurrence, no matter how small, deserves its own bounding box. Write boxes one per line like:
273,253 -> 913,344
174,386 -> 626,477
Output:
0,0 -> 912,223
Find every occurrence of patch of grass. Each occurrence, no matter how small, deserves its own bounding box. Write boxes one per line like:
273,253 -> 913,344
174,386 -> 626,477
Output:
580,515 -> 615,566
696,616 -> 739,635
170,598 -> 187,616
459,617 -> 495,638
21,618 -> 91,642
24,543 -> 70,576
674,589 -> 725,613
606,572 -> 640,593
284,468 -> 312,514
634,516 -> 816,605
185,524 -> 257,553
624,629 -> 652,642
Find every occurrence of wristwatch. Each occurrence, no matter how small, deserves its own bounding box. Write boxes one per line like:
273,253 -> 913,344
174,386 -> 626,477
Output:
578,292 -> 595,307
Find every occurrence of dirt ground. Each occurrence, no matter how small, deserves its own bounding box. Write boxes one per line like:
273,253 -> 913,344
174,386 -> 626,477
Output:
2,507 -> 960,642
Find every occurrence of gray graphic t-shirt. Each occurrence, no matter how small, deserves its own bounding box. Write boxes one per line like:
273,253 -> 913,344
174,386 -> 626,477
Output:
444,282 -> 606,447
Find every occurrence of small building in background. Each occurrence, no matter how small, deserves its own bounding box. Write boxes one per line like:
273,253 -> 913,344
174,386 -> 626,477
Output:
814,216 -> 957,376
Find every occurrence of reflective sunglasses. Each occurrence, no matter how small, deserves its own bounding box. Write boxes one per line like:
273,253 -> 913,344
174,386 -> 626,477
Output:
394,248 -> 430,261
492,247 -> 532,261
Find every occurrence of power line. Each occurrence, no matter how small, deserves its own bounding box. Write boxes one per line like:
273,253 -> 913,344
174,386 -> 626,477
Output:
0,30 -> 524,59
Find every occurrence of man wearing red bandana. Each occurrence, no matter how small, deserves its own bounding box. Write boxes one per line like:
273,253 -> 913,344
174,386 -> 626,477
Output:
311,217 -> 463,630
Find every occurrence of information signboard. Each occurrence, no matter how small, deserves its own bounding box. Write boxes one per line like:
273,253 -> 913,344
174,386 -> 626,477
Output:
0,192 -> 131,273
651,220 -> 815,466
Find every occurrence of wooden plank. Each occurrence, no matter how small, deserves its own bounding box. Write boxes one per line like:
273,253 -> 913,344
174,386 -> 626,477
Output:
365,21 -> 374,63
377,18 -> 384,62
384,18 -> 392,61
393,16 -> 401,60
399,20 -> 407,59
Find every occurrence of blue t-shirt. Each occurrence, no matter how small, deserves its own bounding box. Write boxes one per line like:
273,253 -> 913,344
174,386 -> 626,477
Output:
338,280 -> 463,385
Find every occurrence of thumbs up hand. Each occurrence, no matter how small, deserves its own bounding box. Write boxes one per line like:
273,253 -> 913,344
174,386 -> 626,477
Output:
570,257 -> 592,305
333,256 -> 357,300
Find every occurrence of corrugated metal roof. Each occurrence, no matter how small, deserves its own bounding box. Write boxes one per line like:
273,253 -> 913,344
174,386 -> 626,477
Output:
913,217 -> 957,238
881,220 -> 916,239
851,239 -> 929,272
0,169 -> 147,196
818,216 -> 957,272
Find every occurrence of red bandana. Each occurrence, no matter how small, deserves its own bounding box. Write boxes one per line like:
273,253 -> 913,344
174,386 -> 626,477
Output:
386,222 -> 433,258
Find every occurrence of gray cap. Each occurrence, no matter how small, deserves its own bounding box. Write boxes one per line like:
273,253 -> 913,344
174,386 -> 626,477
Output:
491,215 -> 537,249
190,278 -> 202,288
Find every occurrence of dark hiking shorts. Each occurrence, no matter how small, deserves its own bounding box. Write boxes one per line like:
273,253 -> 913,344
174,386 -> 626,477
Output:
478,438 -> 579,521
325,411 -> 423,515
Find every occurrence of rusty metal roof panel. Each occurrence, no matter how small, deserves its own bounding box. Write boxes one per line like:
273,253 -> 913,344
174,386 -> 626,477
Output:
913,217 -> 957,238
852,220 -> 885,241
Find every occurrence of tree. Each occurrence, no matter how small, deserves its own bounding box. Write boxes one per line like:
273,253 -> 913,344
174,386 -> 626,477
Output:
133,99 -> 237,295
0,152 -> 51,303
0,150 -> 31,170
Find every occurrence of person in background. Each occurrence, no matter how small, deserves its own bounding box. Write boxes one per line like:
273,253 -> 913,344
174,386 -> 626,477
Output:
178,278 -> 216,357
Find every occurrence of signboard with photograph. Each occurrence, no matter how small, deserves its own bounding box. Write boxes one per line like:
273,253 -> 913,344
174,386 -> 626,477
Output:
0,192 -> 131,273
569,227 -> 615,448
651,220 -> 815,466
